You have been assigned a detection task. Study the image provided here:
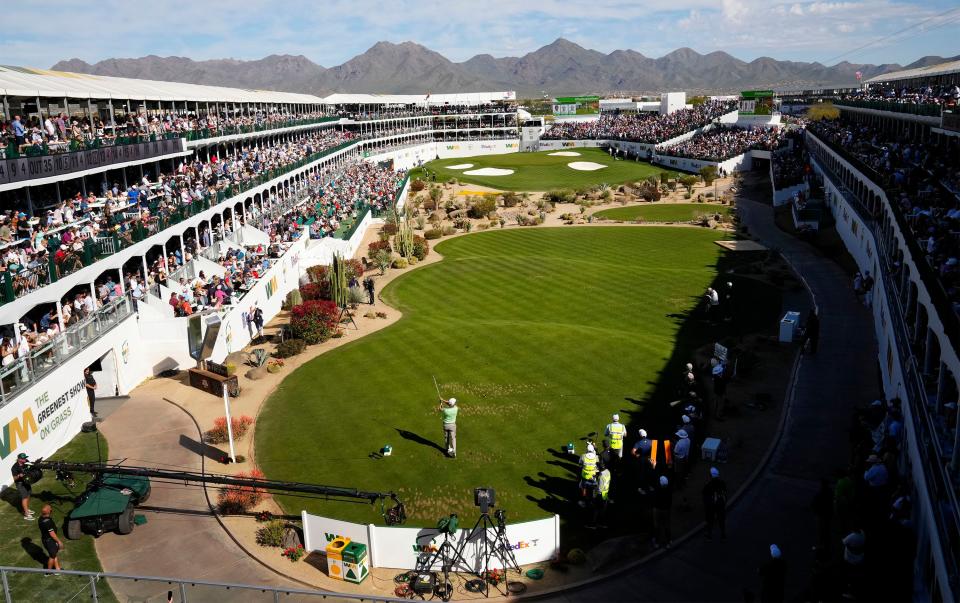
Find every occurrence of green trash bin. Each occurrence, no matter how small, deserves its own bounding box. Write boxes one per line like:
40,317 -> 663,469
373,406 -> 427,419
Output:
341,541 -> 369,584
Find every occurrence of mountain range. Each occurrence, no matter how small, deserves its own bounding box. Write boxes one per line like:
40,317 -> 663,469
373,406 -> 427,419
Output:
52,38 -> 958,97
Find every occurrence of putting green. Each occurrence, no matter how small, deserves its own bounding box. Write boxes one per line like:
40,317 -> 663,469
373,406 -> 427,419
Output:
595,203 -> 732,223
256,227 -> 775,527
411,148 -> 675,191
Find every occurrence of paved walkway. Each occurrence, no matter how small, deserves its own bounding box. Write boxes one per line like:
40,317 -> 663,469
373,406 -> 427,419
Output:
537,197 -> 880,601
94,384 -> 299,602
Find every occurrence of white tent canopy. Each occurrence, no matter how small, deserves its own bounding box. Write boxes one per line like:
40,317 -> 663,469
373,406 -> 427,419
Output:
0,65 -> 324,104
863,59 -> 960,85
0,65 -> 516,107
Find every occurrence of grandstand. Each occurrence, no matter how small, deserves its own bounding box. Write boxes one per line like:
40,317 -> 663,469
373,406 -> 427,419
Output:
0,66 -> 518,423
1,53 -> 959,603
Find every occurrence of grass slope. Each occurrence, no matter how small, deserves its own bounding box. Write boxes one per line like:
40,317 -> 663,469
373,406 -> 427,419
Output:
0,432 -> 116,602
257,227 -> 729,526
595,203 -> 732,223
411,148 -> 675,191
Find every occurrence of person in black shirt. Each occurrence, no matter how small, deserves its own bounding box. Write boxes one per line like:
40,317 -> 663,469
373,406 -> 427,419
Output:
84,367 -> 97,417
363,277 -> 375,305
38,505 -> 63,571
702,467 -> 728,540
253,306 -> 264,340
11,453 -> 34,520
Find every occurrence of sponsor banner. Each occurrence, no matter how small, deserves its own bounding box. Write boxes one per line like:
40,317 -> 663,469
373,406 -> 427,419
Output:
0,376 -> 90,483
303,511 -> 558,570
0,138 -> 185,185
301,511 -> 371,554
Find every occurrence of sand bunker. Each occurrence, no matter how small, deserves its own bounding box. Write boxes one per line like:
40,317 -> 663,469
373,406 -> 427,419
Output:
567,161 -> 607,171
446,163 -> 474,170
548,151 -> 581,156
463,168 -> 515,176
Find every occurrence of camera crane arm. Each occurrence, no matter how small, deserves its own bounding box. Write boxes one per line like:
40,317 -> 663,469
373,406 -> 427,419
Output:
31,460 -> 406,523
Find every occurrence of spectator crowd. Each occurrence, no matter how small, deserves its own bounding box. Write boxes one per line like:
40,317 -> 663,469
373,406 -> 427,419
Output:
771,130 -> 811,189
655,125 -> 787,162
843,84 -> 959,108
1,110 -> 329,157
542,101 -> 737,144
809,117 -> 960,316
0,129 -> 356,299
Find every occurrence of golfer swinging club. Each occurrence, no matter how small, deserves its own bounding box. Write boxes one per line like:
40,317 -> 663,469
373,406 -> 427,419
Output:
436,388 -> 458,458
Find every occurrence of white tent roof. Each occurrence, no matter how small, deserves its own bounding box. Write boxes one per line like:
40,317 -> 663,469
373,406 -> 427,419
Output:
322,91 -> 516,105
0,65 -> 516,107
0,65 -> 324,104
864,59 -> 960,85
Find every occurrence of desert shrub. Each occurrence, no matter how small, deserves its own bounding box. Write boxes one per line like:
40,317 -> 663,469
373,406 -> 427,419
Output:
256,520 -> 287,547
342,258 -> 363,282
441,225 -> 456,236
410,178 -> 426,192
415,215 -> 427,230
502,191 -> 519,207
299,282 -> 326,301
699,165 -> 718,186
392,257 -> 408,269
284,288 -> 302,310
684,192 -> 693,199
381,222 -> 398,236
348,286 -> 366,305
476,222 -> 490,230
601,189 -> 613,201
468,196 -> 497,219
412,235 -> 430,260
659,172 -> 671,185
373,249 -> 393,275
679,175 -> 699,193
545,189 -> 576,204
306,265 -> 328,284
424,228 -> 442,240
217,469 -> 266,514
368,239 -> 392,256
274,339 -> 306,358
206,415 -> 254,444
668,180 -> 678,191
290,300 -> 340,344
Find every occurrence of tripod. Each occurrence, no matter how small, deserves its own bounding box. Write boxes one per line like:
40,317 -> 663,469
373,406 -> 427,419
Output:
456,511 -> 521,597
414,529 -> 470,601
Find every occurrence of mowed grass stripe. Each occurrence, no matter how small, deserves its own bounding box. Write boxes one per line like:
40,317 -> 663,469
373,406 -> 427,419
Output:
595,203 -> 733,223
256,227 -> 722,525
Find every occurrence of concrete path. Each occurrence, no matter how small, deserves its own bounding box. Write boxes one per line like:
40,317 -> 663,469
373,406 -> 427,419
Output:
537,196 -> 880,601
94,382 -> 299,602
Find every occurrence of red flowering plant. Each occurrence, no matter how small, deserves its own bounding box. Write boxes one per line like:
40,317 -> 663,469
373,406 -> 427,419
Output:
290,300 -> 340,344
216,469 -> 266,514
281,544 -> 306,562
205,415 -> 254,444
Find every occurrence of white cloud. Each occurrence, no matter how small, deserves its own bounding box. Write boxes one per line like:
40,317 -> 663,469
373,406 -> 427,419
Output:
2,0 -> 957,69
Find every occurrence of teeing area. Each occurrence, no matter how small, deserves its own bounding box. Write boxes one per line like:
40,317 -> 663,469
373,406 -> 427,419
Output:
256,227 -> 781,542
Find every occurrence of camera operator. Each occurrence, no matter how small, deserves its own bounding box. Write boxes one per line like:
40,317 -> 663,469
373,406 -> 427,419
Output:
363,277 -> 375,305
11,453 -> 34,520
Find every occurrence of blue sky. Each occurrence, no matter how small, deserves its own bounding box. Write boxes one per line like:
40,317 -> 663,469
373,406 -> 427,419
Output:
6,0 -> 959,69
